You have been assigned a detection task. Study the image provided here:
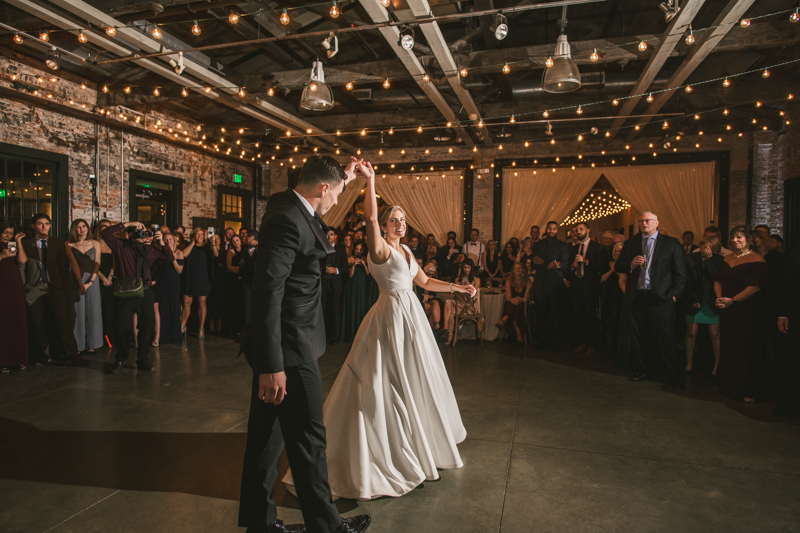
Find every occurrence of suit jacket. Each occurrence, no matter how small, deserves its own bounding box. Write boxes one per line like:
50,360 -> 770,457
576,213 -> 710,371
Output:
682,252 -> 724,315
567,239 -> 609,290
532,237 -> 569,292
20,236 -> 71,291
615,232 -> 686,304
779,245 -> 799,319
322,243 -> 348,292
682,243 -> 699,255
240,189 -> 335,375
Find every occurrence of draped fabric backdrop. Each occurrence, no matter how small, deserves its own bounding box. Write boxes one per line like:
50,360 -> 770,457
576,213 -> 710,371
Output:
502,168 -> 600,243
375,171 -> 465,244
501,162 -> 716,242
321,175 -> 366,229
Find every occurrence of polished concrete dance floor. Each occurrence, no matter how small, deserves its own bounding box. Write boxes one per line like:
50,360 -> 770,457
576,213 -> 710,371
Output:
1,336 -> 798,533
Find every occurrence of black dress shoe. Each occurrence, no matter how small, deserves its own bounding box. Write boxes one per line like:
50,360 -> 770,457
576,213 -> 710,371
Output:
111,360 -> 124,374
264,519 -> 306,533
136,361 -> 155,372
629,373 -> 648,382
333,515 -> 371,533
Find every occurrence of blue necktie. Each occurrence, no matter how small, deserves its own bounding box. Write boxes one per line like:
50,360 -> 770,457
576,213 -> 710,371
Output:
40,239 -> 49,284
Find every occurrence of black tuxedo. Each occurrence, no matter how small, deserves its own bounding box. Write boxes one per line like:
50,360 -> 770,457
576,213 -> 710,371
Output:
321,243 -> 348,340
239,189 -> 341,533
568,239 -> 609,347
532,237 -> 569,350
615,232 -> 686,380
775,245 -> 800,412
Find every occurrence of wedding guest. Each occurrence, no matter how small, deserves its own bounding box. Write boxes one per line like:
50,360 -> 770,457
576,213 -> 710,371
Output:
753,228 -> 785,397
95,220 -> 116,347
353,228 -> 364,246
530,225 -> 541,243
683,237 -> 724,375
714,226 -> 766,401
439,237 -> 460,276
462,228 -> 485,276
0,222 -> 28,372
426,233 -> 437,249
340,242 -> 369,342
774,244 -> 799,416
568,222 -> 609,355
501,241 -> 518,278
424,244 -> 438,265
698,226 -> 732,256
224,235 -> 246,337
496,263 -> 532,344
601,242 -> 625,356
517,237 -> 534,267
613,234 -> 625,245
208,229 -> 232,335
601,231 -> 615,252
770,234 -> 784,254
342,234 -> 354,262
322,229 -> 348,344
443,258 -> 481,344
682,231 -> 699,255
181,228 -> 218,338
408,235 -> 424,261
65,219 -> 103,354
532,221 -> 569,352
21,213 -> 80,364
155,232 -> 184,345
615,212 -> 685,387
481,240 -> 502,281
510,237 -> 520,251
101,222 -> 174,374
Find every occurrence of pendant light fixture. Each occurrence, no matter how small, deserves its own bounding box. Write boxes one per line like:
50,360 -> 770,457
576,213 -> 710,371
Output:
300,60 -> 334,111
542,7 -> 581,93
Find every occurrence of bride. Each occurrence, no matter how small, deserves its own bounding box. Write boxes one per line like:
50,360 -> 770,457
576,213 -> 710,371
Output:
284,159 -> 475,500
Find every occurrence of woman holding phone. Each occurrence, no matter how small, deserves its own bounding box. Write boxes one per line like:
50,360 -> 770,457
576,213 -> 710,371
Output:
0,221 -> 29,372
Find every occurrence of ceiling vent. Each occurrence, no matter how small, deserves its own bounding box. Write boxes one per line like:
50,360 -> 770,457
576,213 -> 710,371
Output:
352,88 -> 373,101
580,72 -> 605,86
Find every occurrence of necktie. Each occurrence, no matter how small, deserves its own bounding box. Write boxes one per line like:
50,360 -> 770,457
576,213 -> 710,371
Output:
40,239 -> 49,283
638,237 -> 651,289
577,243 -> 585,278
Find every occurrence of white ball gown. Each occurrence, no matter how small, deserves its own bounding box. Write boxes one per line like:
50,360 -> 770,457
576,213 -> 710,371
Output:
283,244 -> 466,500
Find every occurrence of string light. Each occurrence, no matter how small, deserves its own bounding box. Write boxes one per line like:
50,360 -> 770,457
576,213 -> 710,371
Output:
460,68 -> 468,77
182,87 -> 188,97
153,87 -> 160,96
383,78 -> 390,89
238,87 -> 246,97
685,85 -> 692,93
638,40 -> 648,52
576,106 -> 583,115
330,1 -> 340,18
646,93 -> 654,103
612,99 -> 619,106
205,86 -> 212,93
13,32 -> 23,44
229,11 -> 240,24
78,30 -> 88,43
106,26 -> 117,37
345,81 -> 353,90
543,110 -> 549,118
510,115 -> 515,124
280,8 -> 290,25
417,125 -> 423,133
152,26 -> 162,39
545,57 -> 554,68
740,18 -> 751,28
124,86 -> 131,94
502,63 -> 510,74
762,68 -> 770,78
792,8 -> 800,22
381,0 -> 390,6
723,78 -> 730,87
40,30 -> 49,42
685,27 -> 695,45
422,73 -> 430,83
267,87 -> 275,97
102,84 -> 109,93
590,48 -> 599,62
192,20 -> 201,35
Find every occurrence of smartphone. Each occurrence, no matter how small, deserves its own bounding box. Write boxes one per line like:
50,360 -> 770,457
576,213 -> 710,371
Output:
207,227 -> 215,238
7,241 -> 16,255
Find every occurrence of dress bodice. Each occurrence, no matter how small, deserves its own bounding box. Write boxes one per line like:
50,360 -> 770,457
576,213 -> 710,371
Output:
367,244 -> 417,292
71,246 -> 96,274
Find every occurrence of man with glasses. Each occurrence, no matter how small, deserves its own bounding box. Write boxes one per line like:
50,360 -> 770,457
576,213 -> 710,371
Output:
615,212 -> 686,388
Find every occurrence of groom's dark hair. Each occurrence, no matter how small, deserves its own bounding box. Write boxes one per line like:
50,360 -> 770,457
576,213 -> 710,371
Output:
298,155 -> 346,188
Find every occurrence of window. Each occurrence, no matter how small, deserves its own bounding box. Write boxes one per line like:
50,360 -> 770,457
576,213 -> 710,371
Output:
221,193 -> 242,217
217,185 -> 251,235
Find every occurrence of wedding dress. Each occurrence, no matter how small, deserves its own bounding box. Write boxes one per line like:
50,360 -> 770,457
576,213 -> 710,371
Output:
283,244 -> 466,500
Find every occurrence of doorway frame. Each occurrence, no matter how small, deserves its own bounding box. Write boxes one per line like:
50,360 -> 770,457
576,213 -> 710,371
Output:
128,170 -> 184,228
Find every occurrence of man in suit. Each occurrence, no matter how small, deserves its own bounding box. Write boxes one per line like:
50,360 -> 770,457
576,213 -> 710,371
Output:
532,221 -> 569,352
21,213 -> 79,364
568,222 -> 609,355
322,229 -> 348,344
682,231 -> 699,255
615,211 -> 686,387
239,156 -> 370,533
407,235 -> 424,261
774,245 -> 799,416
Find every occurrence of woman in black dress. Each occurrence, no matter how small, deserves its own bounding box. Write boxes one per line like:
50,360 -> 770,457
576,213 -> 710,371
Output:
156,233 -> 184,345
714,226 -> 767,401
181,228 -> 218,338
0,222 -> 28,372
496,262 -> 532,344
95,220 -> 115,348
500,241 -> 518,280
601,242 -> 626,357
481,239 -> 502,281
224,235 -> 246,337
753,228 -> 785,397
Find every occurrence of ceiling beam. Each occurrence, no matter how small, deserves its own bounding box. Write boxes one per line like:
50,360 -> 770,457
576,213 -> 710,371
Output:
627,0 -> 758,140
606,0 -> 707,140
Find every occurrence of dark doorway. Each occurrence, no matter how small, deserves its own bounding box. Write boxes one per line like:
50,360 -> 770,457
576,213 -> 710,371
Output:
217,185 -> 252,235
128,170 -> 183,229
784,176 -> 800,249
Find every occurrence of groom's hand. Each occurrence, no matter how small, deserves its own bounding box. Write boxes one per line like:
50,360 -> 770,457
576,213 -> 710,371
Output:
259,372 -> 287,405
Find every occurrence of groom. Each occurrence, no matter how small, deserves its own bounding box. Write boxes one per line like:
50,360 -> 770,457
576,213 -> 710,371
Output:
239,156 -> 370,533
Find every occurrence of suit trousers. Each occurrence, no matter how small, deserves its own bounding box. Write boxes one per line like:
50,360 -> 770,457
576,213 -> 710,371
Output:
114,288 -> 155,364
239,360 -> 341,533
535,286 -> 564,350
628,290 -> 680,380
321,281 -> 342,341
26,284 -> 78,362
775,327 -> 800,411
570,278 -> 600,347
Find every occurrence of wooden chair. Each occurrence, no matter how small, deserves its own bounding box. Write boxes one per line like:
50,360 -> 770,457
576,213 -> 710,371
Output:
450,292 -> 483,347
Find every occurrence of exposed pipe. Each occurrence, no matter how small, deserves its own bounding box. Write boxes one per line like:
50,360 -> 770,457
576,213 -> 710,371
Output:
106,124 -> 110,214
94,121 -> 100,224
511,72 -> 673,100
120,129 -> 124,222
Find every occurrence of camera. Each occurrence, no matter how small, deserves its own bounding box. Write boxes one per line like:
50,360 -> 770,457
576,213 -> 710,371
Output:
126,226 -> 154,240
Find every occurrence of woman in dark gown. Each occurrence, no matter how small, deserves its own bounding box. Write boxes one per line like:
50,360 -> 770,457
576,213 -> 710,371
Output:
181,228 -> 217,338
500,241 -> 518,280
482,239 -> 502,281
714,226 -> 767,401
601,242 -> 625,358
0,223 -> 28,372
95,220 -> 115,348
496,262 -> 532,343
224,235 -> 245,336
340,242 -> 369,342
158,233 -> 184,345
752,229 -> 785,398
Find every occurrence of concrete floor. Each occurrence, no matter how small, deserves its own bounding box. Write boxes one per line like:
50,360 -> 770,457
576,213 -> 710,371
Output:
1,336 -> 798,533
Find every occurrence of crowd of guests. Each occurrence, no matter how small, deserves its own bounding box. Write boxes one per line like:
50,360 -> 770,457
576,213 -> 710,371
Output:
0,214 -> 257,374
2,210 -> 798,417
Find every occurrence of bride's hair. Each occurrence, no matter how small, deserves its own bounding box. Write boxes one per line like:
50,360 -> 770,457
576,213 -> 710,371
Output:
378,205 -> 406,232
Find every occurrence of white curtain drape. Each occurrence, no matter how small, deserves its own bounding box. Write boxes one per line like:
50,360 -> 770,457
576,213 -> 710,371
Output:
321,175 -> 366,229
603,161 -> 715,239
501,167 -> 600,243
375,171 -> 465,244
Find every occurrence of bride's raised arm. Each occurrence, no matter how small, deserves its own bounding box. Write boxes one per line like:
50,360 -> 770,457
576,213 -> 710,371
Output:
361,160 -> 392,265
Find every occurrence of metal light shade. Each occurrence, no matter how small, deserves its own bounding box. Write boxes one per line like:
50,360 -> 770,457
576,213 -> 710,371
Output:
45,48 -> 60,70
493,13 -> 508,40
542,34 -> 581,93
300,60 -> 334,111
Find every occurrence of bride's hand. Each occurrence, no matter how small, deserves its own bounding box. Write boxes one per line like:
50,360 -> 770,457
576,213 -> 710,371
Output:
461,284 -> 478,298
358,160 -> 375,181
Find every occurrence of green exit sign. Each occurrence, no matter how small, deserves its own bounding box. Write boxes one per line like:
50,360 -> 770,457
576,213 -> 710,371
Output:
234,173 -> 242,184
0,190 -> 5,198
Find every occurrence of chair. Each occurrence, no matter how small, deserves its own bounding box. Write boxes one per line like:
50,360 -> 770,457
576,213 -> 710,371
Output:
450,292 -> 483,347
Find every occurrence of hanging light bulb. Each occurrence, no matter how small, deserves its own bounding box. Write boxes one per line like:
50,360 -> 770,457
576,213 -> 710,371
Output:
740,18 -> 750,28
477,119 -> 483,128
383,78 -> 390,89
646,93 -> 654,103
106,26 -> 117,37
330,1 -> 339,18
80,82 -> 87,89
422,73 -> 430,83
756,101 -> 762,107
545,56 -> 554,68
543,110 -> 549,118
685,27 -> 695,45
510,115 -> 515,124
78,30 -> 88,43
229,11 -> 240,24
345,81 -> 353,90
577,134 -> 583,141
792,8 -> 800,22
590,48 -> 599,62
40,30 -> 50,42
360,129 -> 366,136
502,63 -> 510,74
205,86 -> 212,93
280,8 -> 290,25
153,87 -> 160,96
638,40 -> 647,52
181,87 -> 188,97
389,127 -> 394,135
460,68 -> 468,77
417,125 -> 423,133
762,68 -> 770,78
612,99 -> 619,106
663,120 -> 669,129
152,26 -> 162,39
124,85 -> 131,94
267,87 -> 275,97
381,0 -> 391,6
192,20 -> 201,35
576,106 -> 583,115
694,114 -> 700,120
723,78 -> 730,87
723,108 -> 729,115
238,87 -> 245,97
102,84 -> 109,93
685,85 -> 692,93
